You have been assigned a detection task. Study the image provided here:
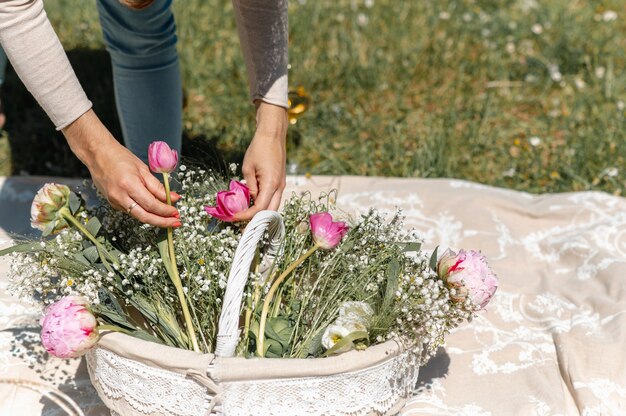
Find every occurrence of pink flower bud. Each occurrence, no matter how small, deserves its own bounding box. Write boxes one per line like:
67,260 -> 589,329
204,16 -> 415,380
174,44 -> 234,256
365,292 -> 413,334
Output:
30,183 -> 71,235
204,180 -> 251,222
437,249 -> 498,310
309,212 -> 349,249
148,141 -> 179,174
40,296 -> 99,358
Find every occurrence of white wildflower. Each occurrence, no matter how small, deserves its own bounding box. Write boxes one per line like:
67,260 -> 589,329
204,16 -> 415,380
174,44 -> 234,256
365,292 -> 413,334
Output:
321,324 -> 353,353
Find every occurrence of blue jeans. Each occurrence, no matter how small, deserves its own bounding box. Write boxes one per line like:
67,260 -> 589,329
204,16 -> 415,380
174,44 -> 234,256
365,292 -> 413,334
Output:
0,45 -> 6,87
96,0 -> 182,163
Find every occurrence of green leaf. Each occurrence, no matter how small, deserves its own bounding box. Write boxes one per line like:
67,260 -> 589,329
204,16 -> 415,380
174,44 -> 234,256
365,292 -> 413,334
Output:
265,317 -> 293,349
128,294 -> 186,348
83,246 -> 99,263
157,231 -> 174,279
383,258 -> 400,309
338,239 -> 355,253
129,329 -> 165,345
429,246 -> 440,272
73,252 -> 90,266
249,319 -> 260,341
263,338 -> 285,358
92,304 -> 135,332
302,327 -> 325,357
399,241 -> 422,252
85,217 -> 101,237
323,330 -> 369,357
69,192 -> 82,215
98,288 -> 125,317
0,242 -> 44,257
42,221 -> 56,237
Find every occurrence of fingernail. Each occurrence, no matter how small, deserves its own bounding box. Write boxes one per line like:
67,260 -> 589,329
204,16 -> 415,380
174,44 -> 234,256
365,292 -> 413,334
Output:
173,212 -> 180,219
173,192 -> 181,199
173,221 -> 182,227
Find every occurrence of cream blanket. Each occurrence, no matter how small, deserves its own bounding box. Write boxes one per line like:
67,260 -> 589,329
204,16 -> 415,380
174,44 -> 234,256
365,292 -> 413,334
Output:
1,175 -> 625,415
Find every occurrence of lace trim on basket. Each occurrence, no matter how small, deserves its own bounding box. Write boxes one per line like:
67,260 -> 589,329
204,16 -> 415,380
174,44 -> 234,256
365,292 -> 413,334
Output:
219,351 -> 420,416
86,349 -> 213,416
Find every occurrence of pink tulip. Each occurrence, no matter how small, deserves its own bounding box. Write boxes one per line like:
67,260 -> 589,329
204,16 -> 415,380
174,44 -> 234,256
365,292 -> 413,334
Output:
437,249 -> 498,310
40,296 -> 99,358
204,180 -> 251,222
30,183 -> 71,235
309,212 -> 349,249
148,141 -> 178,174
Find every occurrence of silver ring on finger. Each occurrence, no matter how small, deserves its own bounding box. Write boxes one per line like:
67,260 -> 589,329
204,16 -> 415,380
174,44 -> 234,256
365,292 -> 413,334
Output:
126,201 -> 139,215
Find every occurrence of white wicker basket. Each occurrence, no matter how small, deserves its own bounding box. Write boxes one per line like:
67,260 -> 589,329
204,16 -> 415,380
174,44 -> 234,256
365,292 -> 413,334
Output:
86,211 -> 421,416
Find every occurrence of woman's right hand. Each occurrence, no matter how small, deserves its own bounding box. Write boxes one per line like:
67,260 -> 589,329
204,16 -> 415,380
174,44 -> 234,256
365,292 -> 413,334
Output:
62,110 -> 180,228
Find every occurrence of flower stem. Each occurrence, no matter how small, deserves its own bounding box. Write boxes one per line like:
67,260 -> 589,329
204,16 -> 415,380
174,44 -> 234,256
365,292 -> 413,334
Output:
97,324 -> 131,334
60,208 -> 116,273
257,244 -> 319,357
163,173 -> 200,353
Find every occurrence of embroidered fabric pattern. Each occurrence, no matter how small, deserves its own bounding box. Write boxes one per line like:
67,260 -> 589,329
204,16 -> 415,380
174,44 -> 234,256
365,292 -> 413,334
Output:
219,351 -> 419,416
86,349 -> 212,416
86,347 -> 418,416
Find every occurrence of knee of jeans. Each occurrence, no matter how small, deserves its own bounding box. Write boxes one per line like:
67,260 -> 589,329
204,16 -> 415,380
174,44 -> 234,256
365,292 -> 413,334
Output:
97,0 -> 178,69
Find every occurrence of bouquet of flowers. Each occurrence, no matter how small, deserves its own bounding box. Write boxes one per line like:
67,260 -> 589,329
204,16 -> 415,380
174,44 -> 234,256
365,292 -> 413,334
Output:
2,142 -> 498,415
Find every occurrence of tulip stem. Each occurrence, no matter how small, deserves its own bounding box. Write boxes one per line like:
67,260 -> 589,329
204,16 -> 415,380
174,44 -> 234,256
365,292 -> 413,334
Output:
60,208 -> 116,273
257,244 -> 319,357
97,324 -> 131,335
163,173 -> 200,353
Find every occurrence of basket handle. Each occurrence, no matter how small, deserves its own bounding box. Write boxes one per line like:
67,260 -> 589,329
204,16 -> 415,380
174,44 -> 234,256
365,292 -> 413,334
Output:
214,210 -> 284,357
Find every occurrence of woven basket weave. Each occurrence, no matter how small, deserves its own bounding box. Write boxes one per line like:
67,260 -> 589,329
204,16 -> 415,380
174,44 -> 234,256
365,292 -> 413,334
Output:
86,211 -> 420,416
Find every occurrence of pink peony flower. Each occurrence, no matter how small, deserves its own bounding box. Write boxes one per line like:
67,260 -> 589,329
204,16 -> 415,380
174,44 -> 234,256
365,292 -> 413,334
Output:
309,212 -> 349,249
30,183 -> 71,235
148,141 -> 179,174
40,296 -> 99,358
204,180 -> 251,222
437,249 -> 498,310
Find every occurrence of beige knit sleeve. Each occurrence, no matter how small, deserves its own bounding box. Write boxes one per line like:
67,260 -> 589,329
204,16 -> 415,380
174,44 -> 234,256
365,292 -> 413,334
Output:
0,0 -> 92,130
232,0 -> 289,109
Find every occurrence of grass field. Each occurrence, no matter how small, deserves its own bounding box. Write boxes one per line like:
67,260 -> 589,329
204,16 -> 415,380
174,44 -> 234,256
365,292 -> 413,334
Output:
1,0 -> 625,195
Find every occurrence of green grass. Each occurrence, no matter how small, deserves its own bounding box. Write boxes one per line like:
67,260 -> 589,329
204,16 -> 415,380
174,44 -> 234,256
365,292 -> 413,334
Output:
2,0 -> 626,195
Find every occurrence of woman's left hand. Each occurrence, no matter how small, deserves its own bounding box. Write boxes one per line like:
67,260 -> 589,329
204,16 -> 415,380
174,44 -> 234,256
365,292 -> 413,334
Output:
234,101 -> 288,221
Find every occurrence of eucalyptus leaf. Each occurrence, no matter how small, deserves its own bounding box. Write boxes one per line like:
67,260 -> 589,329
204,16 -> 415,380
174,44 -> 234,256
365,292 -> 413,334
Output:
338,239 -> 355,252
98,288 -> 125,317
0,242 -> 45,257
399,242 -> 422,252
73,252 -> 90,266
85,217 -> 102,237
69,192 -> 82,215
83,246 -> 99,263
383,258 -> 400,310
429,246 -> 440,272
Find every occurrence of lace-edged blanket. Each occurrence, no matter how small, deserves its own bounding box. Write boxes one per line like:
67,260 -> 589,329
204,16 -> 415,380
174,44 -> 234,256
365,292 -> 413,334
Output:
1,175 -> 625,415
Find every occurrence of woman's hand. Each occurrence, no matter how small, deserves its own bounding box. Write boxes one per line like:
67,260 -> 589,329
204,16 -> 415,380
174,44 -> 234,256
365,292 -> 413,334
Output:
63,110 -> 181,227
234,101 -> 287,221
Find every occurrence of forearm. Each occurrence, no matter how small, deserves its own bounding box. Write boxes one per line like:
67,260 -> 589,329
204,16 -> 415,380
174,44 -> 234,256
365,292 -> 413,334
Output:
0,0 -> 92,129
63,109 -> 117,169
233,0 -> 289,108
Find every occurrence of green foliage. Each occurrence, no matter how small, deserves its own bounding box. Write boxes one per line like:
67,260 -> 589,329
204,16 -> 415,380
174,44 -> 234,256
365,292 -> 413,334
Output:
2,0 -> 625,195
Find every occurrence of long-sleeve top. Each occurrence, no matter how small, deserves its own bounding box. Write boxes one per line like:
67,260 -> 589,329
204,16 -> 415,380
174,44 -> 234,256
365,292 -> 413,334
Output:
0,0 -> 288,130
